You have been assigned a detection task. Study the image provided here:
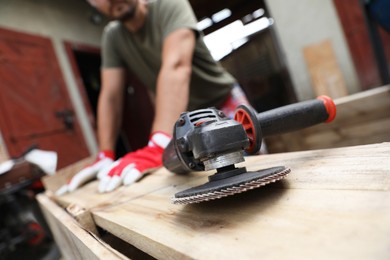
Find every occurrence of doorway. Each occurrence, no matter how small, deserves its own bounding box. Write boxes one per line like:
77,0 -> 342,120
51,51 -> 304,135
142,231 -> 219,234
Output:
64,42 -> 154,158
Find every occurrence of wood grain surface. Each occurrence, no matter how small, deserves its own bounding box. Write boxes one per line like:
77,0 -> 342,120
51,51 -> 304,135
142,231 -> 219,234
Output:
46,142 -> 390,259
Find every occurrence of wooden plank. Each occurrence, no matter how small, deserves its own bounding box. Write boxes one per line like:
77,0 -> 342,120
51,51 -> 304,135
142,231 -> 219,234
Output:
94,189 -> 390,260
304,39 -> 349,98
51,166 -> 204,210
66,203 -> 99,236
37,194 -> 127,260
88,143 -> 390,259
266,85 -> 390,153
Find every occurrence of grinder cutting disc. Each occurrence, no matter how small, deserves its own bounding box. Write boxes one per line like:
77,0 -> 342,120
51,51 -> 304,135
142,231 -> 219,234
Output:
172,166 -> 291,205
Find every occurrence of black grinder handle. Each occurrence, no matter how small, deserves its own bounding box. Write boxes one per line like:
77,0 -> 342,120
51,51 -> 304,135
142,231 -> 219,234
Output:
257,96 -> 336,137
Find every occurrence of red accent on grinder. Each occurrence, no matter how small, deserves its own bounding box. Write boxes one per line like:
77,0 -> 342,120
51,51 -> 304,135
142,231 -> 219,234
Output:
234,108 -> 257,154
317,95 -> 336,123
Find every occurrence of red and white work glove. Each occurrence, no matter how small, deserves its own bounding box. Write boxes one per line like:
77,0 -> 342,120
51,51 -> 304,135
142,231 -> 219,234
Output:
55,150 -> 115,196
98,131 -> 171,193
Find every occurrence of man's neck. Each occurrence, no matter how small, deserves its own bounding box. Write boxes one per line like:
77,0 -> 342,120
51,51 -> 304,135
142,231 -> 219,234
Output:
123,1 -> 148,33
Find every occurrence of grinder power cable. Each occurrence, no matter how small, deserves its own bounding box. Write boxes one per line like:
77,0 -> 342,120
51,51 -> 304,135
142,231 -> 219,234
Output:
163,96 -> 336,204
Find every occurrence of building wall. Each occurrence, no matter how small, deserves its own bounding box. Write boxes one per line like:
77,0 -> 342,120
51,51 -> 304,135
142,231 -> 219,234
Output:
265,0 -> 361,100
0,0 -> 107,155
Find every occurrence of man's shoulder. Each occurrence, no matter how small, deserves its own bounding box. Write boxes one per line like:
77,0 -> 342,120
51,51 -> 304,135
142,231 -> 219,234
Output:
155,0 -> 189,11
103,21 -> 122,35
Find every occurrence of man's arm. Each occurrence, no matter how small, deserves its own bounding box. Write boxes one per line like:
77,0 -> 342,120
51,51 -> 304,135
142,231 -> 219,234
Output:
97,67 -> 127,151
96,28 -> 196,193
152,28 -> 196,135
55,67 -> 125,195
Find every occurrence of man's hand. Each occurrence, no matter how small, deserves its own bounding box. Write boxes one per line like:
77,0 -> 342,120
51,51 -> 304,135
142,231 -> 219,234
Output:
56,150 -> 115,195
98,132 -> 171,193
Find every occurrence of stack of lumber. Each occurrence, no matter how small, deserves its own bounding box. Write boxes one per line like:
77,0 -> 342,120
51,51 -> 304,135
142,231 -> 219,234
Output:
265,85 -> 390,153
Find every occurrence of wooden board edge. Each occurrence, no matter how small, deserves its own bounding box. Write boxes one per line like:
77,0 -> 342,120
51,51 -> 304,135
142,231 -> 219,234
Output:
334,85 -> 389,105
65,203 -> 100,236
93,212 -> 191,260
36,193 -> 128,260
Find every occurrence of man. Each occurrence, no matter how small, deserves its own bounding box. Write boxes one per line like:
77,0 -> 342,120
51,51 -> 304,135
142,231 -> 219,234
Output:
57,0 -> 249,195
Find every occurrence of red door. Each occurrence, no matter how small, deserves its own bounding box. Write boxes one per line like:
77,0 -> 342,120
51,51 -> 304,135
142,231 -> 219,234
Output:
333,0 -> 390,89
0,27 -> 89,169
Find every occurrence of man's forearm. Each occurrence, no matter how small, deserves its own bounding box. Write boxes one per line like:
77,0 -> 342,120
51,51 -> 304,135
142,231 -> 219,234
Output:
97,94 -> 123,151
152,65 -> 191,135
152,28 -> 195,135
97,68 -> 126,152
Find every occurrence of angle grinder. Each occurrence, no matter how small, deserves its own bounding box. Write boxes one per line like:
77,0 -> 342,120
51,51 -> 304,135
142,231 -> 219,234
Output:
163,96 -> 336,204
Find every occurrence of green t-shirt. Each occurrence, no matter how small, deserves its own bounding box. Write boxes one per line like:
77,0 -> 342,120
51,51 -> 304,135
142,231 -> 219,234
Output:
101,0 -> 236,110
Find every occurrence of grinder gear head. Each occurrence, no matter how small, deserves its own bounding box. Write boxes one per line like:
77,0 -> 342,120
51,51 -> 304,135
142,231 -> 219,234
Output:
163,107 -> 257,175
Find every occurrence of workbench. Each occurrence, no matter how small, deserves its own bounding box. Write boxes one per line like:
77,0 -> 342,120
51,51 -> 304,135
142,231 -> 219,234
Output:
38,142 -> 390,259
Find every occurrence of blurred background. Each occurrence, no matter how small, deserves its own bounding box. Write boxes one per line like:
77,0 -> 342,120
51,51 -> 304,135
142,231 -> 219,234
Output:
0,0 -> 389,167
0,0 -> 389,258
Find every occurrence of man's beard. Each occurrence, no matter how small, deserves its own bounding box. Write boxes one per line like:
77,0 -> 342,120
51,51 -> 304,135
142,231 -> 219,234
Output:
117,6 -> 137,22
110,0 -> 138,22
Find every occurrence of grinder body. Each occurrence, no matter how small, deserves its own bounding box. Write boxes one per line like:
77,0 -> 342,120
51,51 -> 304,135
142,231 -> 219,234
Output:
163,108 -> 249,174
163,96 -> 336,174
